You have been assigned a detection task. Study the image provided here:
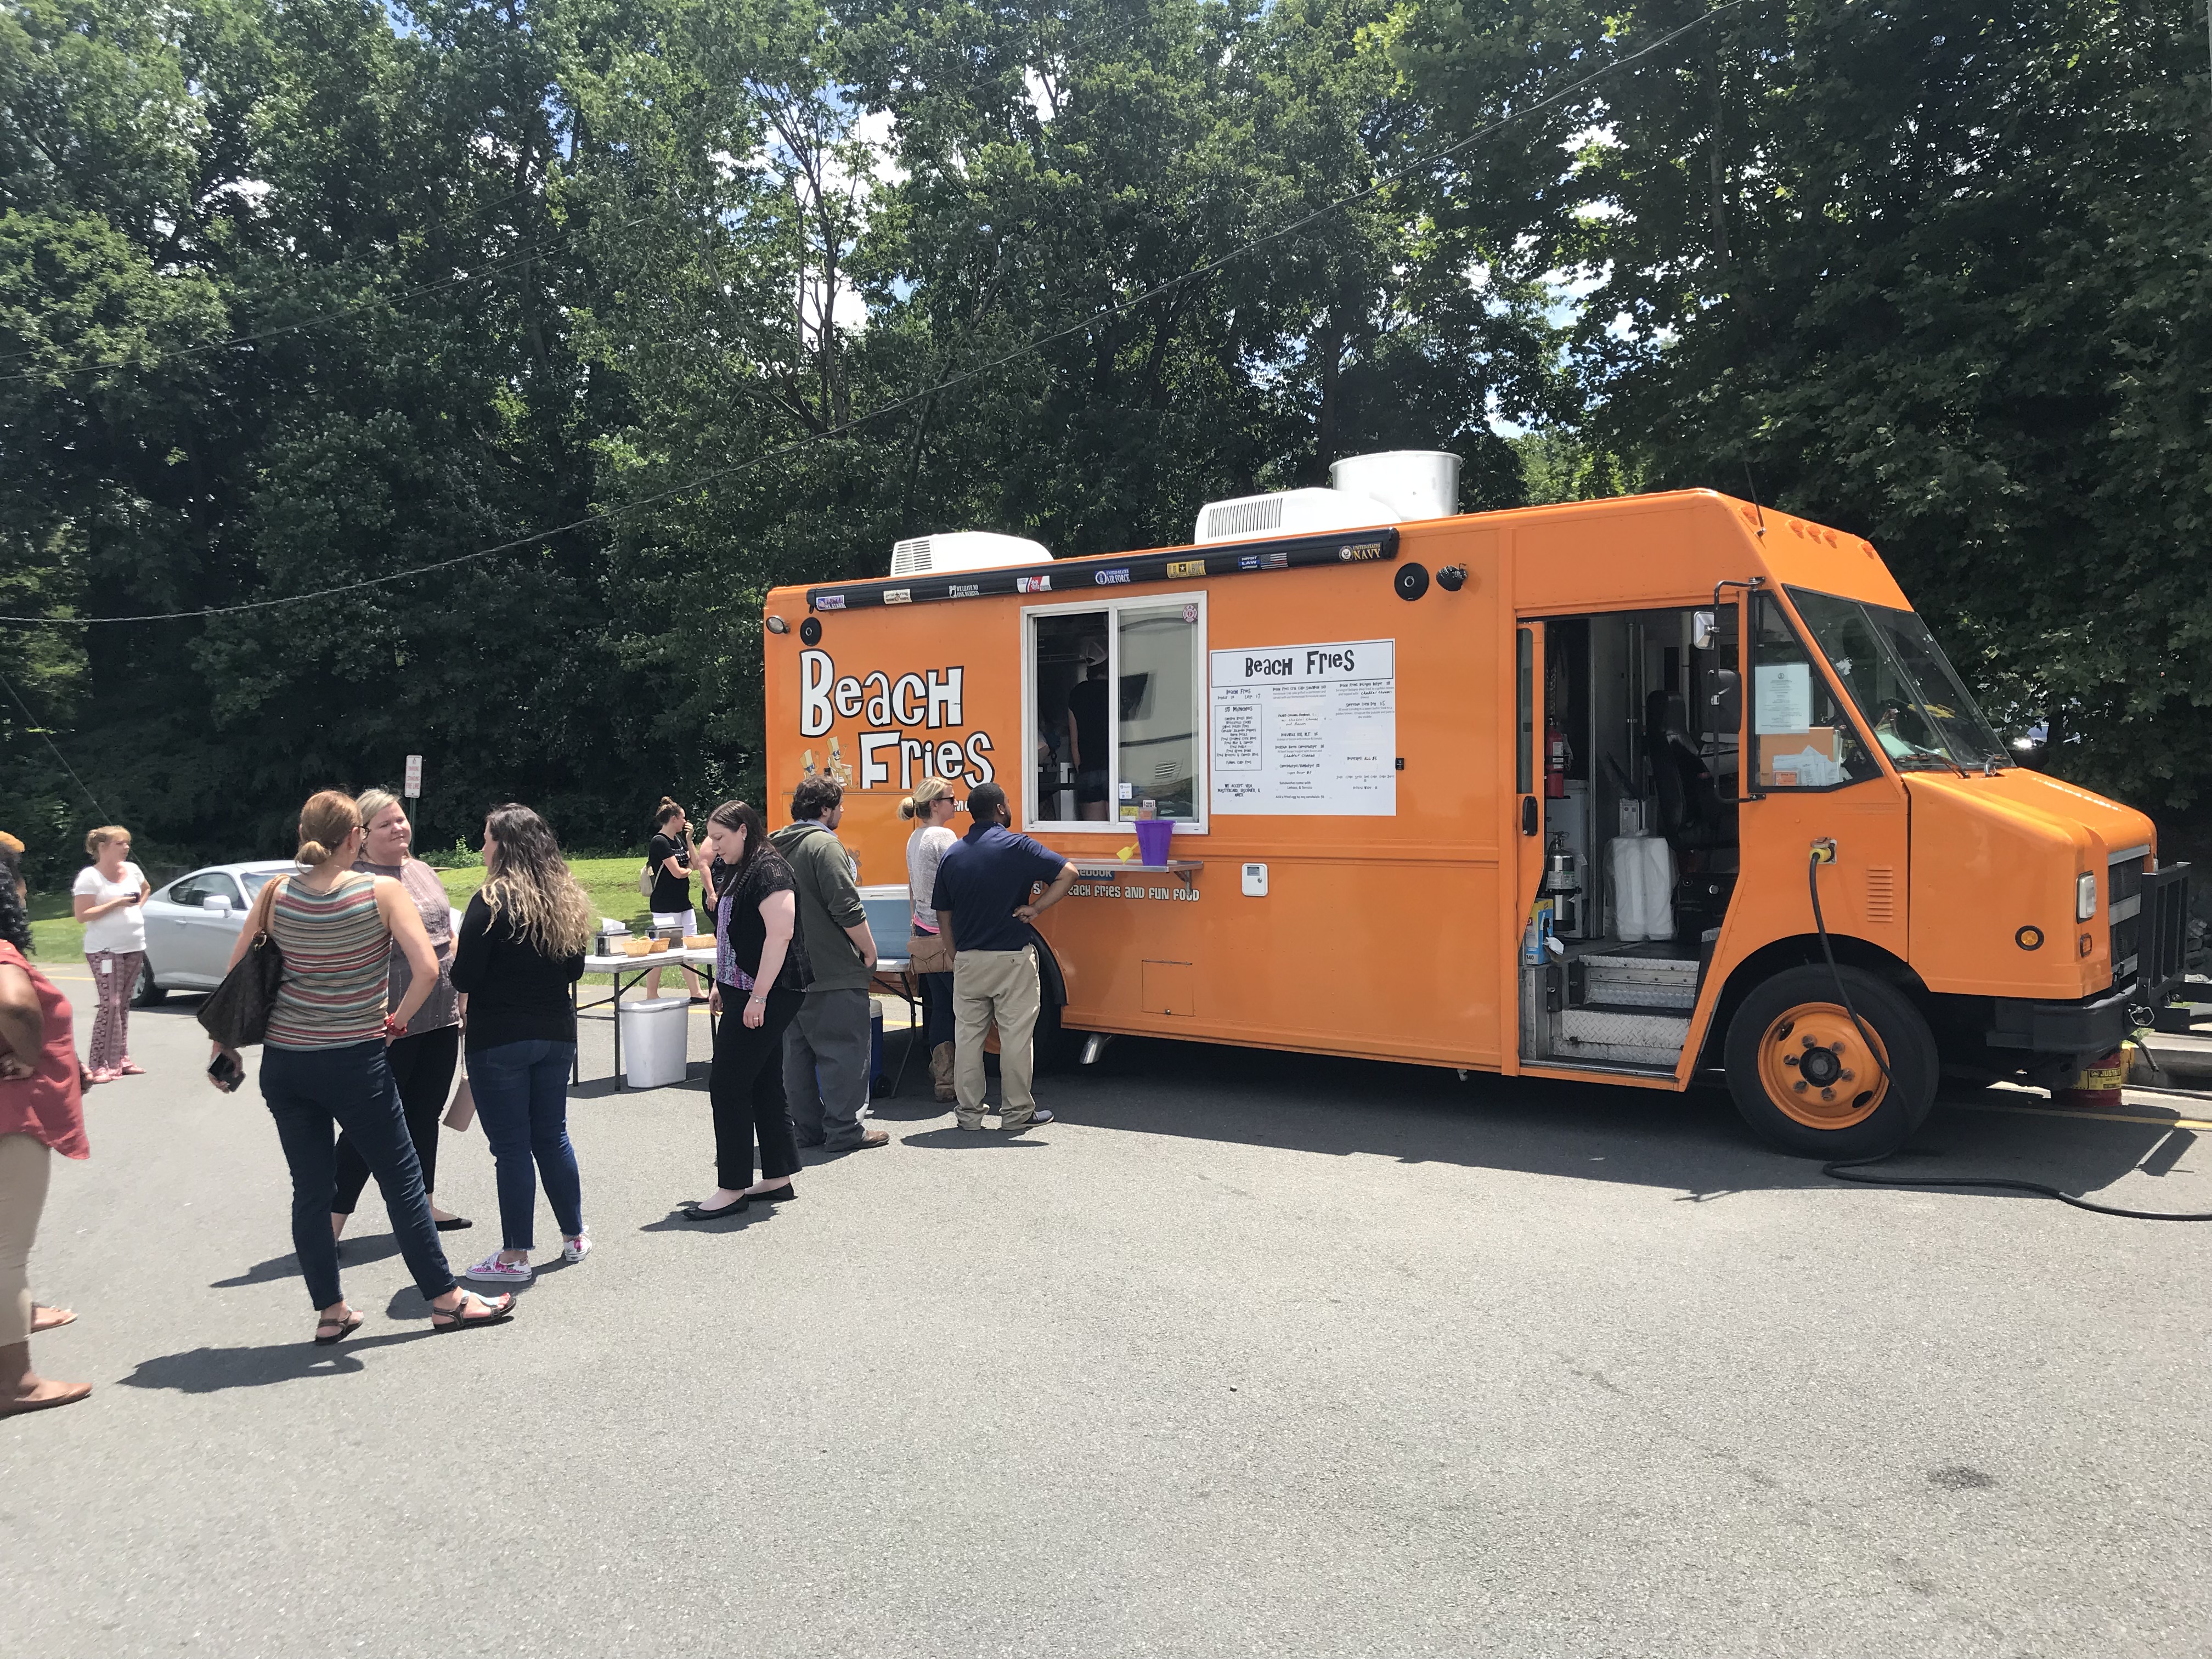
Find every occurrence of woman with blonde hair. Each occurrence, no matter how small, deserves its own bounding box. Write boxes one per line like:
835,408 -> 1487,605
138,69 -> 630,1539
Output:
330,787 -> 469,1244
71,825 -> 150,1083
449,804 -> 591,1284
210,791 -> 514,1342
901,778 -> 960,1102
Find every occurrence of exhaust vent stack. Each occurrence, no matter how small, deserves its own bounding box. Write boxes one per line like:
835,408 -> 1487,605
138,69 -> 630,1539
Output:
1328,451 -> 1460,521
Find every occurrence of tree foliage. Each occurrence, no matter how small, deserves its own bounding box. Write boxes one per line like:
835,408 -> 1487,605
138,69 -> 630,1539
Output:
0,0 -> 2205,876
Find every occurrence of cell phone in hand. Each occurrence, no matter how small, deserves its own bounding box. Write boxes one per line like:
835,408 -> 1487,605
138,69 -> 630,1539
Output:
207,1051 -> 245,1093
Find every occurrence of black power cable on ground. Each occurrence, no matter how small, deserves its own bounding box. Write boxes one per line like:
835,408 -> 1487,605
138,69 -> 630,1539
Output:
1805,845 -> 2212,1221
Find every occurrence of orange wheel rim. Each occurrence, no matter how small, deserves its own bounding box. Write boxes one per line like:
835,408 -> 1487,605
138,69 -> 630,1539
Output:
1758,1002 -> 1889,1129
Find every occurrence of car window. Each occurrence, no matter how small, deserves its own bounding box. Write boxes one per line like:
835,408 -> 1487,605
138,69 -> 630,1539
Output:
206,873 -> 244,907
164,874 -> 211,908
241,870 -> 281,898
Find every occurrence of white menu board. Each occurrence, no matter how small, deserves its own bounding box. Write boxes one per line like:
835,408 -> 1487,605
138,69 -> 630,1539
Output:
1210,639 -> 1396,816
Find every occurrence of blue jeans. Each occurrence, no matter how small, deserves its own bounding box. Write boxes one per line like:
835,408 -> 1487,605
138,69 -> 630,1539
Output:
468,1040 -> 583,1251
261,1040 -> 458,1311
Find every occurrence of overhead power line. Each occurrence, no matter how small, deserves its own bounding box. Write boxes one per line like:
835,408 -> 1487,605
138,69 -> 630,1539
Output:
0,0 -> 1747,630
0,670 -> 111,818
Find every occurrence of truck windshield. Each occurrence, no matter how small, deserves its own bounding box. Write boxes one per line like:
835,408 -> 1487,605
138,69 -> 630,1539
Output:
1785,589 -> 2007,772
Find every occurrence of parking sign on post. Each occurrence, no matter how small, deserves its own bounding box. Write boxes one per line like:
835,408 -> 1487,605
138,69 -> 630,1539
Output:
404,755 -> 422,799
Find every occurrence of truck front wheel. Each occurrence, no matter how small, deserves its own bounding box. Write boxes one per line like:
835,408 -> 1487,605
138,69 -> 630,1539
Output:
1723,964 -> 1937,1159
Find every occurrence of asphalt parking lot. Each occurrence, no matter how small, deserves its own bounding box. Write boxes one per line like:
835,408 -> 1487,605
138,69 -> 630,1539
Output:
4,978 -> 2208,1658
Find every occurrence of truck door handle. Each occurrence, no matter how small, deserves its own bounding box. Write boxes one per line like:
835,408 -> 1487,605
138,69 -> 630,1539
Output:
1521,796 -> 1539,836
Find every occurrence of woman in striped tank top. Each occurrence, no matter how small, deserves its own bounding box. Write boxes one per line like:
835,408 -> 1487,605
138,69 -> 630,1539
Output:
211,792 -> 515,1344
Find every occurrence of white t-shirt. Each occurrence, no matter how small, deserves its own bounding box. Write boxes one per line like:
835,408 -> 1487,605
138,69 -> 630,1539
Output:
906,825 -> 958,929
74,861 -> 149,954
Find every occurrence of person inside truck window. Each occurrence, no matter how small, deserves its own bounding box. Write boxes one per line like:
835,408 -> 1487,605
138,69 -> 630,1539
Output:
1065,636 -> 1111,820
1870,698 -> 1944,761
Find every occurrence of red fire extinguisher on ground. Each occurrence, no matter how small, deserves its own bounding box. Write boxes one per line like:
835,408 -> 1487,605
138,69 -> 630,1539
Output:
1546,723 -> 1570,798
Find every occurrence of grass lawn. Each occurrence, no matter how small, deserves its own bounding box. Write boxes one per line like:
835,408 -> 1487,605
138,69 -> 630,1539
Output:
26,854 -> 668,970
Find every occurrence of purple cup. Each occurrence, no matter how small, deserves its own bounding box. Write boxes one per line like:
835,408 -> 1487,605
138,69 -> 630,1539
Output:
1135,819 -> 1173,866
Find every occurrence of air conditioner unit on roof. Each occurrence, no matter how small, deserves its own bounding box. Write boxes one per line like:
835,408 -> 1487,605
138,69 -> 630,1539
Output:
1193,450 -> 1462,546
891,532 -> 1051,577
1194,488 -> 1393,545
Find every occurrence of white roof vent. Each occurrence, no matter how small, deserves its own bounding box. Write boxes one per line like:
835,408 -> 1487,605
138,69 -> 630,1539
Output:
1194,487 -> 1394,545
1192,452 -> 1460,545
1328,450 -> 1460,521
891,531 -> 1051,577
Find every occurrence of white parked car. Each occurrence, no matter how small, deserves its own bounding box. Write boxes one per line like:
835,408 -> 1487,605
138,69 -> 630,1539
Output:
134,860 -> 468,1005
132,861 -> 298,1005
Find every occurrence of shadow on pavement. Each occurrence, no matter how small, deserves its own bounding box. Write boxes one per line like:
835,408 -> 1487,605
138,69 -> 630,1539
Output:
899,1126 -> 1046,1150
120,1330 -> 433,1392
636,1204 -> 780,1233
1027,1035 -> 2183,1205
211,1233 -> 404,1288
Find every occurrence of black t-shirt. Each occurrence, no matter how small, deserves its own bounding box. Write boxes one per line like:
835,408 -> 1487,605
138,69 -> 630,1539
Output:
713,849 -> 808,991
449,892 -> 586,1053
647,831 -> 692,915
1067,676 -> 1109,772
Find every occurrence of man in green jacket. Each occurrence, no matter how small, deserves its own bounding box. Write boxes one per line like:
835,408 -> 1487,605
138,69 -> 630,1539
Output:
769,776 -> 889,1152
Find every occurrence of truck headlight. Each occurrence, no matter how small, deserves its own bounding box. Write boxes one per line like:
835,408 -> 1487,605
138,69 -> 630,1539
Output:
2075,872 -> 2097,921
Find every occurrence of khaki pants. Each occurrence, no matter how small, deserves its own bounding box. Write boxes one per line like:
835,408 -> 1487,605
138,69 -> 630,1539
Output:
0,1132 -> 52,1346
952,946 -> 1040,1129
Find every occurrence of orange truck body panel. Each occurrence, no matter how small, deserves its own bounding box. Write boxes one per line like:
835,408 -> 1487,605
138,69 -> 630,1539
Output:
761,488 -> 2153,1086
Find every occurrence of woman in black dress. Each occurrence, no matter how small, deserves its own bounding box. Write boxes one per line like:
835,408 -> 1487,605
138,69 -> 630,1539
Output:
682,800 -> 808,1221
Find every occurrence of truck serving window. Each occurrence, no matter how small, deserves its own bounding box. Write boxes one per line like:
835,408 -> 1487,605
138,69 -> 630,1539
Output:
1782,588 -> 2007,774
1752,595 -> 1882,789
1026,593 -> 1206,831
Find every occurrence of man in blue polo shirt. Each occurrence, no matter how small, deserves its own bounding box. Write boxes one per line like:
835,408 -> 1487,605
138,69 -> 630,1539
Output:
930,782 -> 1079,1133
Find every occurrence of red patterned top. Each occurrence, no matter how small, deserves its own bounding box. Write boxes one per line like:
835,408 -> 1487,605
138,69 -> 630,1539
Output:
0,940 -> 88,1159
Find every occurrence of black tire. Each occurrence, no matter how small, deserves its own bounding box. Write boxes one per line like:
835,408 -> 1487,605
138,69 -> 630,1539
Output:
1724,963 -> 1937,1159
1030,988 -> 1082,1074
131,958 -> 167,1007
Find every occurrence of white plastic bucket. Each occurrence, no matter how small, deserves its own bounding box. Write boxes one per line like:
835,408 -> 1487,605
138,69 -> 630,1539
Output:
619,996 -> 691,1089
1609,836 -> 1677,943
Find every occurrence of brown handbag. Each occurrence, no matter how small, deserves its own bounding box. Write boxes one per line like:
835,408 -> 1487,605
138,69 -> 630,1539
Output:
906,928 -> 953,974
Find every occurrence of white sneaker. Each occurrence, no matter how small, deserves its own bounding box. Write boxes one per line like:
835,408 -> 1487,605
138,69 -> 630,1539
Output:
462,1252 -> 533,1284
561,1229 -> 591,1265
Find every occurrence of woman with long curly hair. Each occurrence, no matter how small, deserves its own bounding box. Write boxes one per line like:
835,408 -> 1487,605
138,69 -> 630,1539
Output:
449,804 -> 592,1284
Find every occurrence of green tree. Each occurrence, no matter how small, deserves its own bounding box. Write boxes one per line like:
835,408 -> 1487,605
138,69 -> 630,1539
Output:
1400,0 -> 2212,812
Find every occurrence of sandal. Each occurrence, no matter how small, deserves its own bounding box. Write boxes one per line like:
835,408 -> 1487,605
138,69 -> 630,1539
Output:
430,1289 -> 516,1333
0,1380 -> 92,1418
30,1304 -> 76,1333
313,1311 -> 364,1346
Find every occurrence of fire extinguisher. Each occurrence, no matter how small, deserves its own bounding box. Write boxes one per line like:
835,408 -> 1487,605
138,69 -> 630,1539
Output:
1546,723 -> 1570,798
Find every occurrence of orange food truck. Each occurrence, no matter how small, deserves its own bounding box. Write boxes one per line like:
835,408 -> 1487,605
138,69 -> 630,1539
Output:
761,452 -> 2190,1156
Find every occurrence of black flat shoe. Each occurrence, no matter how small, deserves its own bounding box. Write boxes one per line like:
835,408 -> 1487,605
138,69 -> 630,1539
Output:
435,1216 -> 473,1232
680,1194 -> 750,1221
748,1184 -> 796,1203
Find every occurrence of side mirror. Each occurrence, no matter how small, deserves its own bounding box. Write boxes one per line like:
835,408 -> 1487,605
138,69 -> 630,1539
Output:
202,894 -> 233,913
1701,667 -> 1742,733
1691,610 -> 1717,651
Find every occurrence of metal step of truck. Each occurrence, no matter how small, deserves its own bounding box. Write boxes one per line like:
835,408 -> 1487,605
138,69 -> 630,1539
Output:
1556,1003 -> 1692,1068
1578,953 -> 1699,1012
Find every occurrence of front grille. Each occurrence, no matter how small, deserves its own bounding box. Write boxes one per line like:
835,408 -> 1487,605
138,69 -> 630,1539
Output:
2142,862 -> 2191,1002
2108,849 -> 2146,989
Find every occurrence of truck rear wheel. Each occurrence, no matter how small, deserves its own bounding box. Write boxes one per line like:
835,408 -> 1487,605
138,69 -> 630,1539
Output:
1724,964 -> 1936,1159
